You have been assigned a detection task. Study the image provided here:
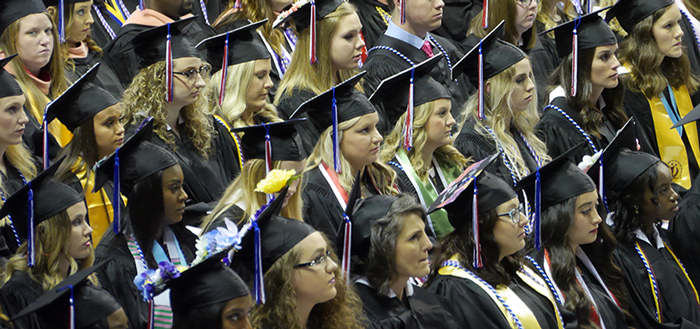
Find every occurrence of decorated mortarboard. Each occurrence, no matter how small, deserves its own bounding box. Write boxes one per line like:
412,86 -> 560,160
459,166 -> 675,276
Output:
368,55 -> 450,151
452,21 -> 526,120
0,0 -> 46,37
605,0 -> 674,33
43,0 -> 90,43
541,8 -> 616,96
0,55 -> 24,98
273,0 -> 344,64
131,17 -> 199,102
93,118 -> 178,234
289,72 -> 374,173
427,153 -> 516,268
0,158 -> 82,267
10,262 -> 121,329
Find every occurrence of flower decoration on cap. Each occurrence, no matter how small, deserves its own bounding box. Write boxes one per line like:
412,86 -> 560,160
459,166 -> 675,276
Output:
254,169 -> 299,194
577,151 -> 602,172
193,218 -> 241,266
133,261 -> 187,301
272,0 -> 308,28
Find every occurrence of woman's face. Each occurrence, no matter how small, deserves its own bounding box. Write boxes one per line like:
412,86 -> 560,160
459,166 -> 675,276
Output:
590,44 -> 621,91
340,112 -> 383,173
17,13 -> 55,76
514,0 -> 538,36
330,13 -> 364,73
509,58 -> 535,113
640,164 -> 679,222
93,104 -> 124,159
244,59 -> 273,113
221,295 -> 253,329
424,98 -> 455,150
67,1 -> 94,45
0,95 -> 28,147
172,57 -> 207,109
161,164 -> 188,225
567,190 -> 602,248
492,197 -> 528,260
66,201 -> 93,261
653,4 -> 685,59
394,212 -> 433,280
278,159 -> 306,208
291,232 -> 338,307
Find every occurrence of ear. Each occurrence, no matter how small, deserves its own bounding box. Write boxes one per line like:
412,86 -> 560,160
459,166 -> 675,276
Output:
485,80 -> 491,95
46,6 -> 56,16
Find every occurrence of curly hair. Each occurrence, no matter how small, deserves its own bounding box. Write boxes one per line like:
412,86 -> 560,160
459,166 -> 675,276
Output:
380,100 -> 471,182
250,234 -> 365,329
619,5 -> 699,97
549,47 -> 628,138
610,162 -> 665,244
121,61 -> 215,158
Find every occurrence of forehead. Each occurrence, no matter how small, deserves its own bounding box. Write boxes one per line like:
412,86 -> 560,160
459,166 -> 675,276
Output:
512,58 -> 532,75
18,13 -> 53,31
296,232 -> 326,258
173,57 -> 201,70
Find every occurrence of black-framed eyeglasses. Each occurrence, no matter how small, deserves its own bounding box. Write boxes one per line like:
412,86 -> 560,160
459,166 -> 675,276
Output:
173,64 -> 211,84
516,0 -> 538,6
498,204 -> 526,224
294,250 -> 332,269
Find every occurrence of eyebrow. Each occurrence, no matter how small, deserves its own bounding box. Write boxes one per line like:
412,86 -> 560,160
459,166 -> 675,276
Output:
309,247 -> 325,258
577,202 -> 593,209
168,179 -> 183,184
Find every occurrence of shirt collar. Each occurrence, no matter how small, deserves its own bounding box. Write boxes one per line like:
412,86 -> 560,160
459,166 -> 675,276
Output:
354,276 -> 415,298
634,226 -> 665,250
384,20 -> 429,50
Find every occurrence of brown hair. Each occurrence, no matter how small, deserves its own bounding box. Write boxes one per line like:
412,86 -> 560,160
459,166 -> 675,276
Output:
468,0 -> 537,50
213,0 -> 286,56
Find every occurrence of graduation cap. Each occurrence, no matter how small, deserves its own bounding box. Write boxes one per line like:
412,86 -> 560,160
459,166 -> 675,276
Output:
452,21 -> 526,120
93,118 -> 178,234
10,262 -> 122,329
368,55 -> 450,151
605,0 -> 674,33
43,0 -> 91,43
599,149 -> 660,205
516,143 -> 596,250
167,248 -> 249,313
0,158 -> 83,267
289,72 -> 374,173
234,185 -> 316,304
541,8 -> 616,96
427,153 -> 516,268
272,0 -> 345,64
0,55 -> 24,98
131,17 -> 200,102
230,118 -> 307,172
0,0 -> 46,37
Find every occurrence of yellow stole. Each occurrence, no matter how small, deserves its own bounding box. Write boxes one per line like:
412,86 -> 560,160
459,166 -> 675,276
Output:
73,161 -> 126,245
213,114 -> 245,170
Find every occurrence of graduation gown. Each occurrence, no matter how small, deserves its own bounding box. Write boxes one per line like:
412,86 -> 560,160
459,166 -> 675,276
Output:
0,159 -> 37,260
453,119 -> 540,188
22,107 -> 62,162
680,11 -> 700,76
90,0 -> 140,48
669,173 -> 700,287
0,272 -> 44,329
66,48 -> 125,99
275,88 -> 320,156
536,96 -> 617,164
431,0 -> 481,47
355,280 -> 459,329
613,228 -> 700,328
348,0 -> 390,50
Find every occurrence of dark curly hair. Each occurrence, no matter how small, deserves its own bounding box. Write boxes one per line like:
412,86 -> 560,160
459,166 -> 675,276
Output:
610,162 -> 665,244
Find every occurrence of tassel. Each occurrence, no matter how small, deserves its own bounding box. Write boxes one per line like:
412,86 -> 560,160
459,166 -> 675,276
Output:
165,23 -> 174,103
571,0 -> 583,15
253,220 -> 265,304
58,285 -> 75,329
482,0 -> 488,29
58,0 -> 66,43
27,182 -> 35,267
399,0 -> 406,25
534,167 -> 542,250
403,69 -> 415,151
139,0 -> 145,11
146,299 -> 154,329
310,0 -> 317,64
332,87 -> 341,173
472,177 -> 483,268
477,42 -> 485,120
113,150 -> 121,234
42,106 -> 50,170
199,0 -> 210,25
264,124 -> 274,203
599,156 -> 609,214
341,214 -> 352,285
571,18 -> 580,97
234,0 -> 242,9
219,33 -> 229,106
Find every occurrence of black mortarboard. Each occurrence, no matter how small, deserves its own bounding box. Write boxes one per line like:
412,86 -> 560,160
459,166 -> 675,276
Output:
132,17 -> 200,69
45,64 -> 118,132
671,103 -> 700,129
0,0 -> 46,37
602,149 -> 660,203
195,20 -> 271,73
0,55 -> 24,98
543,8 -> 617,58
605,0 -> 674,33
230,118 -> 307,165
168,248 -> 249,313
11,262 -> 121,329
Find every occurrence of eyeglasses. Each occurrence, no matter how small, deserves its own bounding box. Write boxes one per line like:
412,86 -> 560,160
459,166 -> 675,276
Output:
498,204 -> 526,224
516,0 -> 538,6
173,64 -> 211,84
294,250 -> 332,269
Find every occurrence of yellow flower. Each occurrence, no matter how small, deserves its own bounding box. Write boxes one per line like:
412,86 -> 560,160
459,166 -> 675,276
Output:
255,169 -> 296,194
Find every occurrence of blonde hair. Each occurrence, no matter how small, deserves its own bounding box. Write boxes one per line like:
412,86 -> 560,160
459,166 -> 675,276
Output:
306,117 -> 398,196
274,3 -> 362,103
200,158 -> 304,231
250,233 -> 365,329
537,0 -> 579,37
458,60 -> 550,176
0,144 -> 38,240
213,0 -> 287,56
0,13 -> 69,140
121,61 -> 215,157
599,0 -> 627,37
4,209 -> 96,292
380,100 -> 471,182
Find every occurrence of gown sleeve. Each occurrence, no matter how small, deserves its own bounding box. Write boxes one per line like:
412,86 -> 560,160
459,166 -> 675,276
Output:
276,89 -> 322,156
0,273 -> 42,329
301,176 -> 345,240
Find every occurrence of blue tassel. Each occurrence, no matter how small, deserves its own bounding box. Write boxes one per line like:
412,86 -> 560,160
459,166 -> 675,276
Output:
472,176 -> 482,268
253,220 -> 265,304
58,0 -> 66,43
27,182 -> 35,267
600,156 -> 609,214
534,167 -> 541,251
113,150 -> 121,234
42,109 -> 49,170
332,87 -> 340,173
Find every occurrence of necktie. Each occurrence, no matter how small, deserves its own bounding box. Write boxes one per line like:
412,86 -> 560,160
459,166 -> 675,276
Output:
421,40 -> 434,57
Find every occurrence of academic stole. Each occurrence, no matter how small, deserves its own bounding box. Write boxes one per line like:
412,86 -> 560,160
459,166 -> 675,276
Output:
75,162 -> 126,244
319,162 -> 349,208
395,149 -> 460,238
103,0 -> 129,25
647,85 -> 700,189
213,114 -> 245,169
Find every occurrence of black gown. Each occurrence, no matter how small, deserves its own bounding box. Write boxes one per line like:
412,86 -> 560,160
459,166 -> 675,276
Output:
613,229 -> 700,328
90,0 -> 138,48
66,49 -> 125,99
431,0 -> 481,47
276,88 -> 320,156
0,160 -> 38,263
680,11 -> 700,76
0,271 -> 44,329
348,0 -> 390,50
453,119 -> 539,188
355,281 -> 459,329
536,96 -> 617,164
669,173 -> 700,287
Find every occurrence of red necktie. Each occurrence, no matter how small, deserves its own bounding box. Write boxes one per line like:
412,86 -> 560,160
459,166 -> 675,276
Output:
421,40 -> 434,57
